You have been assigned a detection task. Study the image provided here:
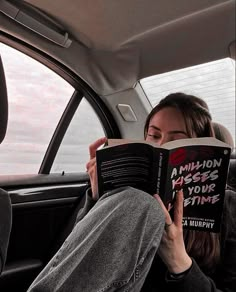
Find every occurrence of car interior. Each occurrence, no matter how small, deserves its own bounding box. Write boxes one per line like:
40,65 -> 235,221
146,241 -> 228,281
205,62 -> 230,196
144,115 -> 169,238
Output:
0,0 -> 235,291
0,54 -> 8,144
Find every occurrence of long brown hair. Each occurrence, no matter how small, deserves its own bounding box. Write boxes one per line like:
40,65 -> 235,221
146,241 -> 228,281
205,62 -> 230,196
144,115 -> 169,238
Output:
144,92 -> 220,274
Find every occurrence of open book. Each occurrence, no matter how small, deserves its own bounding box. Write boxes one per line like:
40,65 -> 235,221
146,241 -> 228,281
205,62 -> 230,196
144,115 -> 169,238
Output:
96,137 -> 232,232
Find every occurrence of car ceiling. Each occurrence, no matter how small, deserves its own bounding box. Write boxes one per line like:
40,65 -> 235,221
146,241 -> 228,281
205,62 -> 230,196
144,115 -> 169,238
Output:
0,0 -> 235,96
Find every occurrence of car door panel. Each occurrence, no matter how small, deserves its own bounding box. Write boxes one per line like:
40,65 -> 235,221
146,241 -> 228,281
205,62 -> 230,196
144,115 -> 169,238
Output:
0,174 -> 89,292
0,40 -> 120,291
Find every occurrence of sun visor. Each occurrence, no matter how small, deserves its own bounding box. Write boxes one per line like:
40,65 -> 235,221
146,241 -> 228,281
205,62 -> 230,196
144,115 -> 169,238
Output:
0,55 -> 8,143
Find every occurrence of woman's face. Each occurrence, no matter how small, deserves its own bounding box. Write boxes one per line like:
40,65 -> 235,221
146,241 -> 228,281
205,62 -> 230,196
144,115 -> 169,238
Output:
145,107 -> 196,146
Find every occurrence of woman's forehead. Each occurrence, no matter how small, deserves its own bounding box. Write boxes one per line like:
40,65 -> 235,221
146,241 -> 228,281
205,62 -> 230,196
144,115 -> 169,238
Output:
150,107 -> 186,128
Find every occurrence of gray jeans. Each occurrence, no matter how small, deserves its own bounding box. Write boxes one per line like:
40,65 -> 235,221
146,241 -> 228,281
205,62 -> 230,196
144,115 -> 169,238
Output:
27,187 -> 165,292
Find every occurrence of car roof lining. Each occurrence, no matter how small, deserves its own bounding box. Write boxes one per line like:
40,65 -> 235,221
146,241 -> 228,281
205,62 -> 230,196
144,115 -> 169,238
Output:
24,0 -> 230,49
0,0 -> 235,96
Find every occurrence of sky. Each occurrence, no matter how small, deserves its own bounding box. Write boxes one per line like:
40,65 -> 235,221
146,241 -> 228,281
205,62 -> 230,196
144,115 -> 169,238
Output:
141,58 -> 235,142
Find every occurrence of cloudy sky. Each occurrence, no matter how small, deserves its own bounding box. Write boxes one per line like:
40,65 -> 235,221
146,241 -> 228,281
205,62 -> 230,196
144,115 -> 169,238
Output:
141,58 -> 235,141
0,43 -> 104,174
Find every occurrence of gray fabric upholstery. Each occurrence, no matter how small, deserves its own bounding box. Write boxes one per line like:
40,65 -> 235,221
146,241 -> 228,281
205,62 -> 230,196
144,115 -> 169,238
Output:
212,122 -> 234,148
212,122 -> 235,191
228,151 -> 236,191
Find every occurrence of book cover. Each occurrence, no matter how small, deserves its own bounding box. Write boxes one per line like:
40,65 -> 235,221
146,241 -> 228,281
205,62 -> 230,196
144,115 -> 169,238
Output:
96,137 -> 231,232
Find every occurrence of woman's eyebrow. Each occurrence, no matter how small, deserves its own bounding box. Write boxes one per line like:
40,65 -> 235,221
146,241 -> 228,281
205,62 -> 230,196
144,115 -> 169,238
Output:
169,130 -> 188,135
148,125 -> 161,131
148,126 -> 187,135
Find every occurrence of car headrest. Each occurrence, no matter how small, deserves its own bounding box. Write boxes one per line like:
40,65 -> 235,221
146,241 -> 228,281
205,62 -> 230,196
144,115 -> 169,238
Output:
212,122 -> 234,148
0,55 -> 8,143
212,122 -> 235,191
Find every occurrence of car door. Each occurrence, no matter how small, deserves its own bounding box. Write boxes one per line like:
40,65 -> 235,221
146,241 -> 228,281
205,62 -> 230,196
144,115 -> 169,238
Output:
0,39 -> 120,292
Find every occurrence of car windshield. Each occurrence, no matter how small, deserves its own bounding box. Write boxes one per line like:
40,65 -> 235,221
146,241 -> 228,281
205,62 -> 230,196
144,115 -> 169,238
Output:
140,58 -> 235,146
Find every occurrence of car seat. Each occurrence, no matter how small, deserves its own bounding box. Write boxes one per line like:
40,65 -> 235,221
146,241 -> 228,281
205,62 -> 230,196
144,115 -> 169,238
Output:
212,122 -> 235,191
0,55 -> 8,143
0,54 -> 12,275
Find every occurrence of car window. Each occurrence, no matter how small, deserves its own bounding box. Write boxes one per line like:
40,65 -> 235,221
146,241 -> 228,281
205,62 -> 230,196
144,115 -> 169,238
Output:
140,58 -> 235,146
51,98 -> 105,173
0,43 -> 105,175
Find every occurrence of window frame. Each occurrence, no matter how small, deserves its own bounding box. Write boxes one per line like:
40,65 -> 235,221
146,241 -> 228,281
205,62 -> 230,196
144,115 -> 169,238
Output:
0,33 -> 121,175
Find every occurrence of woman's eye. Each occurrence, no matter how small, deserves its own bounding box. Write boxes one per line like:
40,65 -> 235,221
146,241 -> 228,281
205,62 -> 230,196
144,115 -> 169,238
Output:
171,134 -> 188,141
147,134 -> 160,140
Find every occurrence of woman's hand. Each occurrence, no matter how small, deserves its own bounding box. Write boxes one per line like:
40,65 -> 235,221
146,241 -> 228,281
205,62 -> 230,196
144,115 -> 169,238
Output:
86,137 -> 107,201
154,191 -> 192,274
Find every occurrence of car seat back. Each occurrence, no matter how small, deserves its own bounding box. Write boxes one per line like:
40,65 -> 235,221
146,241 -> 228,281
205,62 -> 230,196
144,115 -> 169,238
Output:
0,54 -> 8,144
212,122 -> 235,191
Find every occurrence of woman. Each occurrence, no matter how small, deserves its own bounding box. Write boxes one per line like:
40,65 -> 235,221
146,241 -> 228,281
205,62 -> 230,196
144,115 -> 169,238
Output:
140,93 -> 236,291
28,93 -> 236,292
86,93 -> 236,291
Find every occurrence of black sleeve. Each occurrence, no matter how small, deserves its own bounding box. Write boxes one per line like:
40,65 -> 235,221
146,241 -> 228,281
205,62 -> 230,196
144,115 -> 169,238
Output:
165,189 -> 236,292
219,189 -> 236,292
166,259 -> 221,292
0,188 -> 12,274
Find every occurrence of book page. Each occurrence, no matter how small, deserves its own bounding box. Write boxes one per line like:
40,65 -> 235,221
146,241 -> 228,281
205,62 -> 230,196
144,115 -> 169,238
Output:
162,137 -> 232,150
107,139 -> 159,148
